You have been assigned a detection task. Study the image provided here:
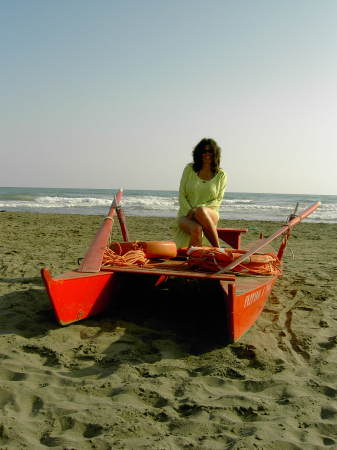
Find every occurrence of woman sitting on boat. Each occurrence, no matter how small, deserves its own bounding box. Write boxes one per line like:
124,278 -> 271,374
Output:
175,138 -> 228,249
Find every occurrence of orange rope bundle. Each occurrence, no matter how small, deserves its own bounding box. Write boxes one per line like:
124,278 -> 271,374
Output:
187,247 -> 282,276
239,253 -> 282,276
101,247 -> 150,268
187,247 -> 234,272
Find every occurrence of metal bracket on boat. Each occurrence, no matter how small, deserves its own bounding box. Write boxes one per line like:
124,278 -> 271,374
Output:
277,203 -> 300,259
287,202 -> 299,223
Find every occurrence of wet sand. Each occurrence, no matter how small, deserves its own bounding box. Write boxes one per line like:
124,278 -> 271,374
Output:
0,212 -> 336,449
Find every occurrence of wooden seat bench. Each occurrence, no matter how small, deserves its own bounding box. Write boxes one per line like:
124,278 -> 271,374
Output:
217,228 -> 248,249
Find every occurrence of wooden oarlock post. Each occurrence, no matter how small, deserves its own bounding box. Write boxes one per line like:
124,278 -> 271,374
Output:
116,199 -> 129,242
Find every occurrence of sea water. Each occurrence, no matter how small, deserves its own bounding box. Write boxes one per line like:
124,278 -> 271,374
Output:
0,186 -> 336,223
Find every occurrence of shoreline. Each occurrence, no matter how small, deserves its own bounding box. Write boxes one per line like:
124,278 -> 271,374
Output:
1,212 -> 337,448
1,205 -> 334,226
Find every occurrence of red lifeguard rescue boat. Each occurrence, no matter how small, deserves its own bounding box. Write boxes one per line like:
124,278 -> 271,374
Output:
41,190 -> 320,342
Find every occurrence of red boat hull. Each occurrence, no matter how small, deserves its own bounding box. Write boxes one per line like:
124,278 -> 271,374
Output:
225,276 -> 277,341
41,269 -> 121,325
41,266 -> 277,341
41,202 -> 320,341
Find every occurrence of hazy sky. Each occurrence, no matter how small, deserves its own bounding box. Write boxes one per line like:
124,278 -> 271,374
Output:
1,0 -> 336,194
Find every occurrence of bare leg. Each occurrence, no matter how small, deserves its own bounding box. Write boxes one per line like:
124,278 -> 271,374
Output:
178,216 -> 203,247
193,207 -> 220,247
178,207 -> 220,247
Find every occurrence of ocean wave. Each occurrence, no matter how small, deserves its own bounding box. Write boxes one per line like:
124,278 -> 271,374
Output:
0,189 -> 335,223
0,195 -> 179,212
0,196 -> 113,209
220,203 -> 291,211
223,199 -> 253,204
123,195 -> 178,210
317,202 -> 337,211
37,196 -> 113,208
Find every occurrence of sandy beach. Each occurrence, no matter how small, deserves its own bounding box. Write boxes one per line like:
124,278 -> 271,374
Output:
0,211 -> 336,449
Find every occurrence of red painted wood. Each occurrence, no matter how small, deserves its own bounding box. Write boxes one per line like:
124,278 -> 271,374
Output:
42,264 -> 234,326
217,228 -> 248,248
79,189 -> 124,273
116,205 -> 129,242
41,202 -> 320,338
229,277 -> 277,341
41,268 -> 118,325
102,264 -> 236,281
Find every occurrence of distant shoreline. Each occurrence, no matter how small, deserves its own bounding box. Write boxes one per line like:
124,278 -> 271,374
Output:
0,209 -> 334,226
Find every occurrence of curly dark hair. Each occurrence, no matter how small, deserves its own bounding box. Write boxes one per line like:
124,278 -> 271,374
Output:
192,138 -> 221,174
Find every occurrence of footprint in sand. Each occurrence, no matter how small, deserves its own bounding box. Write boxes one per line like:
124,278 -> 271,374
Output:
321,406 -> 337,420
0,368 -> 27,382
40,433 -> 64,447
22,344 -> 61,367
0,388 -> 16,410
318,335 -> 337,350
59,415 -> 75,432
83,423 -> 104,438
136,387 -> 168,408
31,396 -> 44,416
230,344 -> 257,360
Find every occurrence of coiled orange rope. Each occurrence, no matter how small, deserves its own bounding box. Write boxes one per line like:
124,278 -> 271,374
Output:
101,247 -> 149,268
239,252 -> 282,275
187,247 -> 282,275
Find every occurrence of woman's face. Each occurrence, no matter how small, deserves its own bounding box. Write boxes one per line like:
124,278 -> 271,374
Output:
201,148 -> 213,165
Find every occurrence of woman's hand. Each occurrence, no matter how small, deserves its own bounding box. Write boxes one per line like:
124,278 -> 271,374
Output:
187,208 -> 197,220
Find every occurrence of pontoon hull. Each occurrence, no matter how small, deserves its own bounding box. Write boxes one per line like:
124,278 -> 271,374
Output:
41,267 -> 277,341
41,269 -> 121,325
225,276 -> 277,341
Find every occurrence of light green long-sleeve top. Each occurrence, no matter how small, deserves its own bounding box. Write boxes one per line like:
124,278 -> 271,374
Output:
175,163 -> 228,248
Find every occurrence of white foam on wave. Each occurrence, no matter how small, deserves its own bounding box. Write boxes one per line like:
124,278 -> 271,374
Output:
221,203 -> 290,211
37,196 -> 112,208
0,191 -> 335,222
0,194 -> 179,211
223,199 -> 253,204
0,196 -> 113,209
221,201 -> 335,222
318,202 -> 337,211
123,195 -> 179,210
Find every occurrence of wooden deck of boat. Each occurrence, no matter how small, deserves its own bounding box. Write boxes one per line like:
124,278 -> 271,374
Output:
53,260 -> 276,295
234,274 -> 276,294
100,259 -> 236,281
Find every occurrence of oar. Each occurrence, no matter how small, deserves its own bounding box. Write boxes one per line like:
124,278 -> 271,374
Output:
216,201 -> 321,274
78,188 -> 124,273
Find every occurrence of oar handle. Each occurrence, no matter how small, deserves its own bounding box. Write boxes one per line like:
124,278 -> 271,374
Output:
286,201 -> 321,228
